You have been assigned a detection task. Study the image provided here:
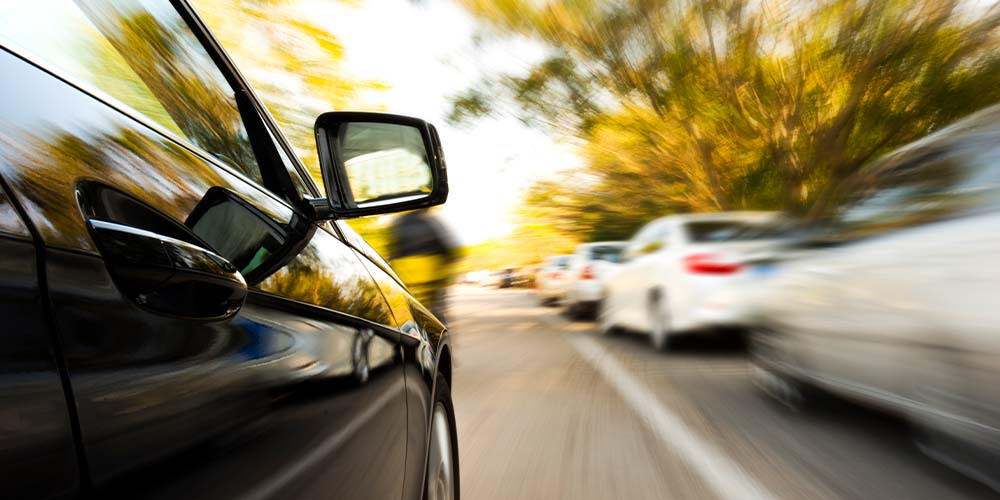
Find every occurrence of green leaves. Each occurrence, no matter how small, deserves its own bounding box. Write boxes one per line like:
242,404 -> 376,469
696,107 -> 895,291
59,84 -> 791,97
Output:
451,0 -> 1000,240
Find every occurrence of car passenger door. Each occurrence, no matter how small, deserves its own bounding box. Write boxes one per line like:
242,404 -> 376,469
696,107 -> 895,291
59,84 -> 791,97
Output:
796,159 -> 950,400
344,230 -> 446,500
0,178 -> 81,499
0,3 -> 407,499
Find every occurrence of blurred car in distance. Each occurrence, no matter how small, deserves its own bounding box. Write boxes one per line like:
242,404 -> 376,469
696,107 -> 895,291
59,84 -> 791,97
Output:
750,104 -> 1000,487
563,241 -> 627,319
535,255 -> 573,306
600,211 -> 781,350
498,267 -> 517,288
480,270 -> 502,288
462,270 -> 489,284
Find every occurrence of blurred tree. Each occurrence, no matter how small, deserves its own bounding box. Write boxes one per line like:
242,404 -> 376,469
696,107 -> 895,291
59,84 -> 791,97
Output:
194,0 -> 386,177
451,0 -> 1000,237
193,0 -> 390,243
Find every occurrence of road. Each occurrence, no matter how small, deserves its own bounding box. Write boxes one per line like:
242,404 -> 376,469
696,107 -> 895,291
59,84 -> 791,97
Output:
446,285 -> 997,500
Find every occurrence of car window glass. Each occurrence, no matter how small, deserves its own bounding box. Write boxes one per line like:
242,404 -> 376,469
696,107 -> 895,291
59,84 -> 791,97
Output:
0,0 -> 264,185
831,149 -> 984,240
685,221 -> 763,242
636,222 -> 667,254
590,245 -> 624,263
631,221 -> 657,245
955,141 -> 1000,214
626,221 -> 657,258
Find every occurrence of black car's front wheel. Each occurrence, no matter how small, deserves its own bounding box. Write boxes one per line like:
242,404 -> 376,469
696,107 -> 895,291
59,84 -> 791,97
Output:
426,375 -> 459,500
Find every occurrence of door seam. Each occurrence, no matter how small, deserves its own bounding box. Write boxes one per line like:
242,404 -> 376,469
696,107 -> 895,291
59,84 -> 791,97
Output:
0,173 -> 92,491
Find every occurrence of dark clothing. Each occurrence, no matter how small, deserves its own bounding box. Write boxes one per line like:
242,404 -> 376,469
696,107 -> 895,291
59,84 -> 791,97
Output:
390,210 -> 458,262
389,210 -> 459,322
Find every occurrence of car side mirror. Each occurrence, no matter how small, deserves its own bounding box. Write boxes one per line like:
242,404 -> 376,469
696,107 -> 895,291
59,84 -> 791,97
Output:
311,112 -> 448,219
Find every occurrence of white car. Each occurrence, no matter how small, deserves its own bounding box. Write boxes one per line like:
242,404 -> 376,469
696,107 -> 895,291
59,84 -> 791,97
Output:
601,212 -> 781,349
563,242 -> 627,318
535,255 -> 573,306
751,105 -> 1000,484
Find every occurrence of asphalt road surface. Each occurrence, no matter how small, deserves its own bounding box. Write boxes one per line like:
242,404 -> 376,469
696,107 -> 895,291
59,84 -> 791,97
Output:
446,285 -> 998,500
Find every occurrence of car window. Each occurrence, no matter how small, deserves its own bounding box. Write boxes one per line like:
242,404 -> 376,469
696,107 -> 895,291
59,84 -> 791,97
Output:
589,245 -> 624,263
0,0 -> 264,185
628,221 -> 668,256
629,221 -> 658,245
949,140 -> 1000,215
685,221 -> 766,242
549,256 -> 571,269
830,143 -> 1000,241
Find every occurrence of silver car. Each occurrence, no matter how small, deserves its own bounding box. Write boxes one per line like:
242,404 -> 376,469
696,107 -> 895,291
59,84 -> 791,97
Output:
563,241 -> 627,319
751,104 -> 1000,485
535,255 -> 573,306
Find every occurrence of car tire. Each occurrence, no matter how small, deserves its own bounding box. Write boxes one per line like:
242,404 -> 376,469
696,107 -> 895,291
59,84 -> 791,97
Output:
566,301 -> 582,320
750,362 -> 810,411
648,291 -> 673,351
748,332 -> 821,412
597,300 -> 618,336
426,374 -> 459,500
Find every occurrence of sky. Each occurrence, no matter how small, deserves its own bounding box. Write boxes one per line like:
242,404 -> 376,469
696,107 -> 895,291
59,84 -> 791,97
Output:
299,0 -> 583,245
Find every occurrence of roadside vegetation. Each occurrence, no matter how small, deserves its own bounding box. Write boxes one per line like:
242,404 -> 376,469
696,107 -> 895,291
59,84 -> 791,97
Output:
450,0 -> 1000,245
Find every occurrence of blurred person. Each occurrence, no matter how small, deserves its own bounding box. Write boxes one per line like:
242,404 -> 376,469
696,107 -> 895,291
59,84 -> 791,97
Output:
499,267 -> 516,288
389,208 -> 460,322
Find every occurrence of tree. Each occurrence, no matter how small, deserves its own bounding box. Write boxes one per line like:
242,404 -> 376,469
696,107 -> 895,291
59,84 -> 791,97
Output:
194,0 -> 387,178
451,0 -> 1000,236
194,0 -> 390,242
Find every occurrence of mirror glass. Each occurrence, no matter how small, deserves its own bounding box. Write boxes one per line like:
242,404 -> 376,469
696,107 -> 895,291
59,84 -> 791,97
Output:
339,122 -> 433,205
186,189 -> 288,281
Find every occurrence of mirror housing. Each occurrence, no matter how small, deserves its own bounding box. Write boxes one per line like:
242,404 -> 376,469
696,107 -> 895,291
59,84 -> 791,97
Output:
312,112 -> 448,219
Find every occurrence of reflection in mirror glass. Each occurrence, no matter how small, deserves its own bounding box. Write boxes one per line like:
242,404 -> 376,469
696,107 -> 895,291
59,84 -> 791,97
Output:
340,123 -> 431,204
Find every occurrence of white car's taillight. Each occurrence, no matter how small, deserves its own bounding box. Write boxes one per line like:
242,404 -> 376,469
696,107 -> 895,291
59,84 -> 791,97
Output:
683,253 -> 743,274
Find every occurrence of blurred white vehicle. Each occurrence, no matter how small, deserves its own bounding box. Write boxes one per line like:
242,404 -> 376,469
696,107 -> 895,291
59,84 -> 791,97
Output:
601,212 -> 781,349
750,105 -> 1000,486
691,222 -> 804,329
563,242 -> 626,319
535,255 -> 573,306
463,270 -> 489,285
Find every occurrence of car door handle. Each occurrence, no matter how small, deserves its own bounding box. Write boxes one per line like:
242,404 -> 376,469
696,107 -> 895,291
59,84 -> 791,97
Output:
88,219 -> 247,320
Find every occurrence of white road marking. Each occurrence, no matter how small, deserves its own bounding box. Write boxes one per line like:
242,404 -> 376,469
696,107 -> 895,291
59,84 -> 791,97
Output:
572,335 -> 779,500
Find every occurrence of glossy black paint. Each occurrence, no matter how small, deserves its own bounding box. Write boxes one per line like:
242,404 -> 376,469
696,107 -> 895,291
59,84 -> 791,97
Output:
0,180 -> 80,499
0,2 -> 454,498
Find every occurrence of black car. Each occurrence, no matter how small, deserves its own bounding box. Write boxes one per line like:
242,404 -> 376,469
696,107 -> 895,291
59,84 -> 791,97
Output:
0,1 -> 457,499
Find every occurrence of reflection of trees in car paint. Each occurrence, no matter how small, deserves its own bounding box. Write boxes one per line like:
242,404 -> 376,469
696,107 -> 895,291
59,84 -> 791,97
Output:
0,124 -> 226,252
0,48 -> 392,329
79,0 -> 263,182
1,1 -> 264,184
0,188 -> 29,238
257,236 -> 395,327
